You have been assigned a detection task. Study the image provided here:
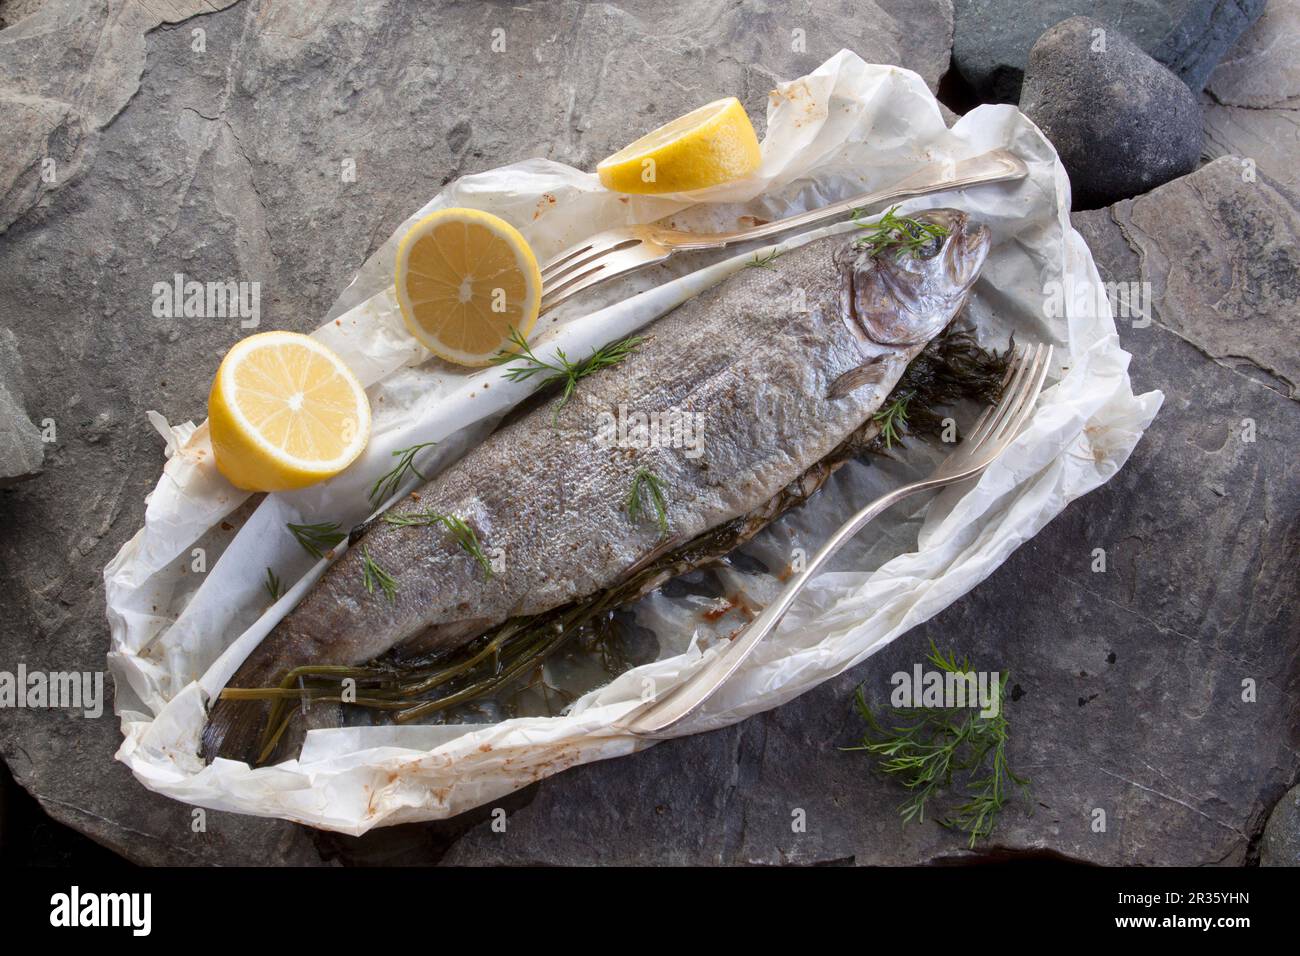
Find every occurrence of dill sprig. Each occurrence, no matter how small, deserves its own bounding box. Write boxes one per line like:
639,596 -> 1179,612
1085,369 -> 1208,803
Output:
846,642 -> 1029,848
264,568 -> 283,602
745,248 -> 781,269
626,466 -> 669,535
492,327 -> 644,424
287,521 -> 346,560
438,514 -> 493,578
872,389 -> 914,448
853,205 -> 949,259
383,509 -> 493,578
368,442 -> 438,508
360,545 -> 398,602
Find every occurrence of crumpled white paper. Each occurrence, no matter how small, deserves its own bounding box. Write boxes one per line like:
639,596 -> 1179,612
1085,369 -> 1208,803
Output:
107,50 -> 1162,833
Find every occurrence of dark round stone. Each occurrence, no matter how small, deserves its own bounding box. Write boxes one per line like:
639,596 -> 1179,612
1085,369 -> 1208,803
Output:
1019,16 -> 1205,210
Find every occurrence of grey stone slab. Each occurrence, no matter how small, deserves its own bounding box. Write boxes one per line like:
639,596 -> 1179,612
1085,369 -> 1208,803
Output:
1262,783 -> 1300,865
1202,0 -> 1300,193
952,0 -> 1265,103
1206,0 -> 1300,107
1076,157 -> 1299,399
0,325 -> 44,484
0,0 -> 958,865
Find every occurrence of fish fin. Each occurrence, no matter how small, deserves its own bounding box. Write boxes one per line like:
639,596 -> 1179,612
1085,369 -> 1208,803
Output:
827,358 -> 888,399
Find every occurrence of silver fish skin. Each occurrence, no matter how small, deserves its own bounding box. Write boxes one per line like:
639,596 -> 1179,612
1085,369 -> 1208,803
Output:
203,209 -> 990,761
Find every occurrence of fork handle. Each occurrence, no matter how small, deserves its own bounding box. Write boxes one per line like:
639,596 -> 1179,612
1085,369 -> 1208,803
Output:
615,472 -> 953,737
660,148 -> 1027,250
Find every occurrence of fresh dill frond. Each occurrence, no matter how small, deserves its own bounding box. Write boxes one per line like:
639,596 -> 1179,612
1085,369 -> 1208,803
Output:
745,248 -> 781,269
360,545 -> 398,602
626,466 -> 669,535
872,390 -> 914,448
264,568 -> 283,602
846,641 -> 1029,848
853,205 -> 949,259
384,509 -> 493,578
381,510 -> 443,528
438,514 -> 494,578
492,326 -> 645,424
286,521 -> 346,560
368,441 -> 438,508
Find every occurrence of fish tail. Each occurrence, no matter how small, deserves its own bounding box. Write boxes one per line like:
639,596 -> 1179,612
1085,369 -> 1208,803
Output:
200,694 -> 275,765
200,654 -> 286,765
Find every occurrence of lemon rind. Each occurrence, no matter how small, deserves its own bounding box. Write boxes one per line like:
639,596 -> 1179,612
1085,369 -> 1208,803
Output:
215,331 -> 371,476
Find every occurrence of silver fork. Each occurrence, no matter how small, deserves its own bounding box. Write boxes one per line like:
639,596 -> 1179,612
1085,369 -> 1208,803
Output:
613,343 -> 1054,738
539,148 -> 1028,314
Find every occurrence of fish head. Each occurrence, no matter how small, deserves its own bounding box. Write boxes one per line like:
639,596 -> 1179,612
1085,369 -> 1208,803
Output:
835,208 -> 991,348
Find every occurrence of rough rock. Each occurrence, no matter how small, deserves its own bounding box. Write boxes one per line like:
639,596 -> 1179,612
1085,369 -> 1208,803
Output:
1074,157 -> 1299,397
0,0 -> 960,865
0,326 -> 43,484
0,0 -> 46,31
1261,784 -> 1300,865
0,0 -> 242,234
1020,17 -> 1204,210
952,0 -> 1266,103
1202,0 -> 1300,192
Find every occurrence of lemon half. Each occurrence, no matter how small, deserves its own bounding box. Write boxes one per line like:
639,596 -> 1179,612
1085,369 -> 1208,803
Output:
596,97 -> 762,195
208,331 -> 371,492
394,208 -> 542,366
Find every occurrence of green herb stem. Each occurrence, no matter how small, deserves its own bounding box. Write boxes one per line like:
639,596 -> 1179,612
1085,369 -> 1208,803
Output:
384,509 -> 493,578
626,466 -> 670,535
853,205 -> 949,259
368,442 -> 438,508
360,545 -> 398,602
287,521 -> 346,560
846,641 -> 1029,847
492,327 -> 644,425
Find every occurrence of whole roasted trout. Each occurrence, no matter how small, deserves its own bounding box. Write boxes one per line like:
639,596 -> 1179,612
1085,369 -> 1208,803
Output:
203,209 -> 991,762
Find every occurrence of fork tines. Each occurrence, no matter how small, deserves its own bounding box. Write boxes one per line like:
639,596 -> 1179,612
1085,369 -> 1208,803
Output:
539,232 -> 649,312
965,343 -> 1053,453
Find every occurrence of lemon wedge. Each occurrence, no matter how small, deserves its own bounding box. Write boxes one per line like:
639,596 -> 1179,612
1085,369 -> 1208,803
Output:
394,208 -> 542,366
596,97 -> 762,195
208,331 -> 371,492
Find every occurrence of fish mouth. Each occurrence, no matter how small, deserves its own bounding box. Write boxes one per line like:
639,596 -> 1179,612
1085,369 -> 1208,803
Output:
929,209 -> 992,290
837,208 -> 991,348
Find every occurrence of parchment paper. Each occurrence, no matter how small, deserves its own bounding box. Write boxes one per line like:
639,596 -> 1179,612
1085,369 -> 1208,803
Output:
107,50 -> 1162,833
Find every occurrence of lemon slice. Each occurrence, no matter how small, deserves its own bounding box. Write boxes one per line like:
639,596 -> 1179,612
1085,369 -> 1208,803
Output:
596,97 -> 762,195
208,331 -> 371,492
394,208 -> 542,366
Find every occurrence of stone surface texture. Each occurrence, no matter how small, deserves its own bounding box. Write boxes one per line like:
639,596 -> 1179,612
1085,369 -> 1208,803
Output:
0,1 -> 1295,867
0,326 -> 44,483
953,0 -> 1266,102
1075,157 -> 1298,397
0,0 -> 47,30
1261,783 -> 1300,865
1020,17 -> 1204,210
1202,0 -> 1300,192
